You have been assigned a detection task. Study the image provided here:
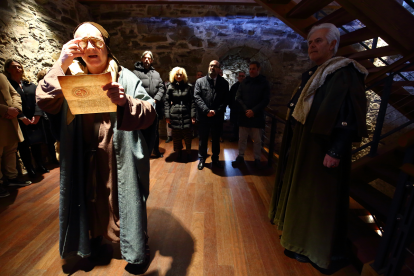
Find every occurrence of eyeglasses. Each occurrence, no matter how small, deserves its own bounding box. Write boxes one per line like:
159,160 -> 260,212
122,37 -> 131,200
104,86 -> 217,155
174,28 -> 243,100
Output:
78,37 -> 105,49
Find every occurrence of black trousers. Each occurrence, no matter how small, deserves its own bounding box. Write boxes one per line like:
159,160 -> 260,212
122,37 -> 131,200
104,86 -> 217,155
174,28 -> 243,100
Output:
18,141 -> 43,170
198,120 -> 223,161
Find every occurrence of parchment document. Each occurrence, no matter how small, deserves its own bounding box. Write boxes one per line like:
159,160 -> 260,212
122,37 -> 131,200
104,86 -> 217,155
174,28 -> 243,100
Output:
58,72 -> 116,115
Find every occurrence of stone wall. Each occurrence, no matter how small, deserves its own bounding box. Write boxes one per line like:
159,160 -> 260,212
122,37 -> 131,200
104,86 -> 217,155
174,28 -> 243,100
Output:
0,0 -> 91,82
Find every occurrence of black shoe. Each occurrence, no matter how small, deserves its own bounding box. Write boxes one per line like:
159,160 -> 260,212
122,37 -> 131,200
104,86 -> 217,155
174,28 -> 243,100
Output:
0,186 -> 10,198
153,151 -> 163,158
8,178 -> 32,187
212,159 -> 223,168
254,159 -> 261,167
26,167 -> 36,178
165,136 -> 173,143
232,156 -> 244,166
220,138 -> 224,143
198,160 -> 205,170
37,165 -> 50,174
176,151 -> 182,161
284,249 -> 310,263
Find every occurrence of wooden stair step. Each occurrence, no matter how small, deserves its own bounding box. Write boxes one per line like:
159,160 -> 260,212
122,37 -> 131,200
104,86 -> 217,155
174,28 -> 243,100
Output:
348,210 -> 381,267
366,164 -> 400,187
305,8 -> 356,32
349,180 -> 392,222
346,46 -> 400,61
287,0 -> 333,19
336,0 -> 414,53
367,52 -> 414,85
339,27 -> 376,48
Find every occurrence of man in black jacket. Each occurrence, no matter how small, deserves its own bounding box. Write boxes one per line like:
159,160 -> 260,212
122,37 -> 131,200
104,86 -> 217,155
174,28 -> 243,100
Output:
133,51 -> 165,157
232,61 -> 270,167
194,60 -> 229,170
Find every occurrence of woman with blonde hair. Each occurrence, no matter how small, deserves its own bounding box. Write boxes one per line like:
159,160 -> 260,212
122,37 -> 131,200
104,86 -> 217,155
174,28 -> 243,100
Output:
164,67 -> 196,162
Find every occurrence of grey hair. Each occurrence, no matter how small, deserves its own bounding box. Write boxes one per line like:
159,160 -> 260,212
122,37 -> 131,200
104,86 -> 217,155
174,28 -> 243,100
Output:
307,23 -> 340,55
141,50 -> 154,59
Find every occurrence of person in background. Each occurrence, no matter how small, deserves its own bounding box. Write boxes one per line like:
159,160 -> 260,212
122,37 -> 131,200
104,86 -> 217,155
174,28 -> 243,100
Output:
192,70 -> 204,139
133,51 -> 165,158
228,71 -> 246,142
36,68 -> 59,165
194,60 -> 228,170
268,23 -> 368,274
164,80 -> 173,143
4,59 -> 49,178
196,71 -> 203,80
0,73 -> 30,197
36,22 -> 157,273
232,61 -> 270,167
164,67 -> 196,162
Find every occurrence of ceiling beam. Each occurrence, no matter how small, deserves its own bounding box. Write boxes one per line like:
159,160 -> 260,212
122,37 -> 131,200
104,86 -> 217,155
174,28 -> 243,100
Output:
78,0 -> 259,4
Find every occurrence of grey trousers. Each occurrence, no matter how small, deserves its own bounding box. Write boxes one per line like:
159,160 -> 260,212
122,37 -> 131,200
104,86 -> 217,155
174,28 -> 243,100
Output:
238,127 -> 262,160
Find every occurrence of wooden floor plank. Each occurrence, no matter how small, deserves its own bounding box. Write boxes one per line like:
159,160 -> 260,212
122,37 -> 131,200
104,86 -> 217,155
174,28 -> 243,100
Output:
0,138 -> 361,276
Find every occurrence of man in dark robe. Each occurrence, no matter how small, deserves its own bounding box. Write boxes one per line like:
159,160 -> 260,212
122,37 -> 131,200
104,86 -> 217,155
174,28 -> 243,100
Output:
268,23 -> 368,273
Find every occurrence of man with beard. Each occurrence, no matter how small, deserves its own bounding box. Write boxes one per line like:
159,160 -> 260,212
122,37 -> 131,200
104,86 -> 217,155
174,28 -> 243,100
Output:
194,60 -> 229,170
133,51 -> 165,157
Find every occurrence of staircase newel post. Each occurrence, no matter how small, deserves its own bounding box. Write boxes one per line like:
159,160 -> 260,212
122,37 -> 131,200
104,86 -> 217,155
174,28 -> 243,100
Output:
368,75 -> 394,157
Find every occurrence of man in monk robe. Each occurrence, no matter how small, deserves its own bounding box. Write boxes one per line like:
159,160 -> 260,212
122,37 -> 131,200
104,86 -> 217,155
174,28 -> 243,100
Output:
268,23 -> 368,273
36,22 -> 156,273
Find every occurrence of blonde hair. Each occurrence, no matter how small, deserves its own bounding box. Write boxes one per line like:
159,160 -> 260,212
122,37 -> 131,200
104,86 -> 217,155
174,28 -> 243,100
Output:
169,67 -> 188,83
3,59 -> 29,82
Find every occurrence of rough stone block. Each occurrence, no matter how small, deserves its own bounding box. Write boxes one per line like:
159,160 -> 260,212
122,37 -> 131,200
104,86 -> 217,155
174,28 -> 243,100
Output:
169,26 -> 194,41
100,11 -> 131,20
147,5 -> 162,17
141,35 -> 168,43
205,11 -> 221,22
190,17 -> 204,23
61,16 -> 77,27
170,19 -> 187,26
188,36 -> 203,47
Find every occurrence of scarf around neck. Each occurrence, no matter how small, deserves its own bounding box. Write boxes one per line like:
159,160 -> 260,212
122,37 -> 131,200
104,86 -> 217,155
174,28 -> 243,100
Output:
292,56 -> 368,125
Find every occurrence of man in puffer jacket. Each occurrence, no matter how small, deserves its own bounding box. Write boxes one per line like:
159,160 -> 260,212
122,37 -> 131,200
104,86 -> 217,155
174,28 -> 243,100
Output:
133,51 -> 165,157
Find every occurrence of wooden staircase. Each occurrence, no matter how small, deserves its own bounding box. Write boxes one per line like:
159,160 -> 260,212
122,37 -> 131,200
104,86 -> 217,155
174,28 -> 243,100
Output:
252,0 -> 414,274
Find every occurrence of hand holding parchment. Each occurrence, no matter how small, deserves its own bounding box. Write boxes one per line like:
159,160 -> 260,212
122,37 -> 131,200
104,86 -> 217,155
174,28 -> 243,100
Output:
103,82 -> 127,106
59,38 -> 84,72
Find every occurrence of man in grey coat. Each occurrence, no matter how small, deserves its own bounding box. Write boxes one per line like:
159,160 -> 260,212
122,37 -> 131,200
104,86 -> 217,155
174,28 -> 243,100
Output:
133,51 -> 165,157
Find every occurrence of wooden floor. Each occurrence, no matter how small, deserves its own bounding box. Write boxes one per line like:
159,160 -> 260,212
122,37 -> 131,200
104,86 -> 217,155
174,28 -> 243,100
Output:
0,138 -> 360,276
